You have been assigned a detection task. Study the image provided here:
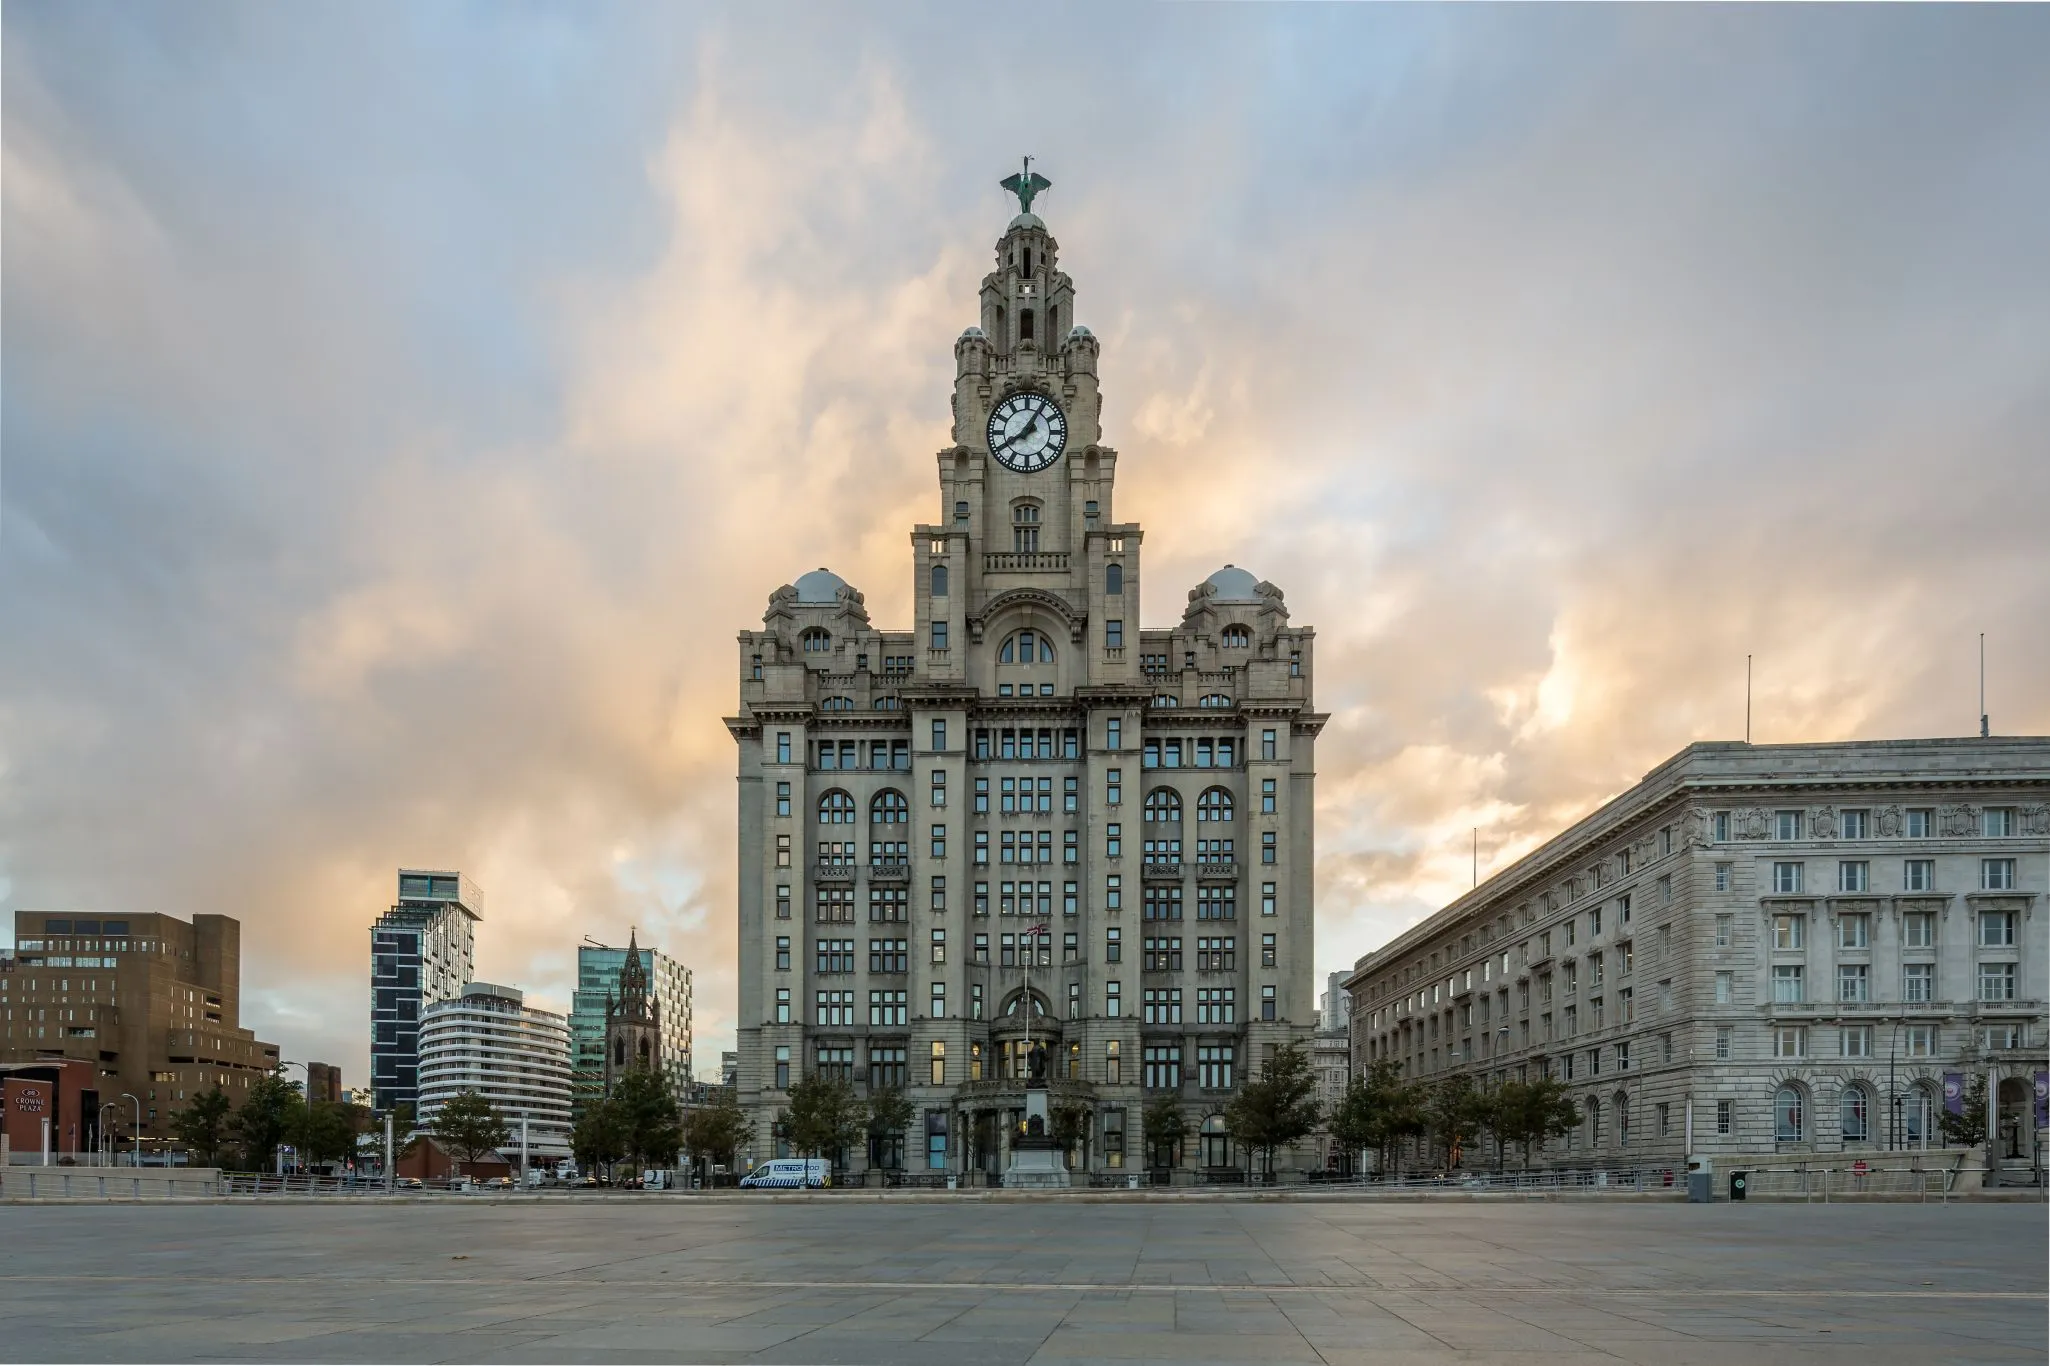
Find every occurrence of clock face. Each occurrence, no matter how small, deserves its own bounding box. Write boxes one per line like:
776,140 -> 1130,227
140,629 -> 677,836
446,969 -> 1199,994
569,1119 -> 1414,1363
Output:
986,393 -> 1067,473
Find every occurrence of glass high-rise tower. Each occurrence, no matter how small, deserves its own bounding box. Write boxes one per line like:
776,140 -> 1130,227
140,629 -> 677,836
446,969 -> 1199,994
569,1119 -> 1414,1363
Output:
369,870 -> 481,1113
569,938 -> 693,1112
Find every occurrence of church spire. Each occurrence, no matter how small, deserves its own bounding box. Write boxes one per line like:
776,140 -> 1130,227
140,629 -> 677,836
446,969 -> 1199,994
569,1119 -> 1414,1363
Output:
616,926 -> 649,1006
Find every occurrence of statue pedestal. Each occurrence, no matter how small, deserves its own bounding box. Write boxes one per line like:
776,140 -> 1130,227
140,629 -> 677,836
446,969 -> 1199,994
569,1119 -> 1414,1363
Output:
1004,1084 -> 1071,1190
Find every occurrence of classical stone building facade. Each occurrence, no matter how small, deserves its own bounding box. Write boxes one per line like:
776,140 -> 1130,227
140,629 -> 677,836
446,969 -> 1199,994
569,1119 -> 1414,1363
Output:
730,181 -> 1321,1179
1347,738 -> 2050,1178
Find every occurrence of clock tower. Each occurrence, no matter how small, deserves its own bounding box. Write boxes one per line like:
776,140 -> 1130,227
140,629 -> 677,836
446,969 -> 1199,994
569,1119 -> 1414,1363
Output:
729,165 -> 1322,1183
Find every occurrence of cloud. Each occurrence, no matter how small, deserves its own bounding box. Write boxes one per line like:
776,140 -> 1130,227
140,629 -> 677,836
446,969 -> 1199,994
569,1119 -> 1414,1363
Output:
3,4 -> 2047,1083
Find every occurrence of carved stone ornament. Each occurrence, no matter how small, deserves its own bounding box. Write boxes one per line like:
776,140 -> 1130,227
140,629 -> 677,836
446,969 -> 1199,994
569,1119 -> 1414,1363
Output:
1736,808 -> 1771,840
2020,805 -> 2050,837
1811,805 -> 1837,840
1940,803 -> 1979,837
1685,808 -> 1708,845
1874,804 -> 1903,838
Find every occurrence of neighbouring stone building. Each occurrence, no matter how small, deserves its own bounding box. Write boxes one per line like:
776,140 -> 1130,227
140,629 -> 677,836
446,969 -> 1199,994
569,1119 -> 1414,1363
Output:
729,171 -> 1322,1180
1346,738 -> 2050,1180
1312,969 -> 1352,1170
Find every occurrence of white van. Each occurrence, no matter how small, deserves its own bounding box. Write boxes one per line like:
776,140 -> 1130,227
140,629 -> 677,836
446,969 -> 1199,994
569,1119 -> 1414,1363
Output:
739,1158 -> 830,1189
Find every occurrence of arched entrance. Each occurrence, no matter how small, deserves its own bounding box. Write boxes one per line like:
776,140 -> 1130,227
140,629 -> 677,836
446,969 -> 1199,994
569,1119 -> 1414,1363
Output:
1995,1076 -> 2031,1161
1200,1113 -> 1232,1170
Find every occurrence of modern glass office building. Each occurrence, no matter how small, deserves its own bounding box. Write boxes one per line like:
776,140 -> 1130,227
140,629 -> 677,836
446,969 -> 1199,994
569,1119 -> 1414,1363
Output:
569,940 -> 693,1111
369,870 -> 481,1113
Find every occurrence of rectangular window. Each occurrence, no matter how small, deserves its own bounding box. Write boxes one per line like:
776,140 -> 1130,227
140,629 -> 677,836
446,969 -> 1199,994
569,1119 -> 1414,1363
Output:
974,831 -> 988,865
1714,971 -> 1732,1004
929,772 -> 946,808
1772,862 -> 1803,894
775,780 -> 791,817
1198,1044 -> 1235,1090
1902,910 -> 1933,947
1064,830 -> 1079,864
930,981 -> 946,1019
1261,831 -> 1276,865
776,885 -> 791,920
1105,1045 -> 1122,1087
1771,965 -> 1805,1004
1712,811 -> 1731,843
1840,808 -> 1868,840
1106,874 -> 1122,911
1903,859 -> 1934,892
1906,807 -> 1932,838
1837,861 -> 1869,893
1106,620 -> 1124,649
1715,1026 -> 1732,1060
1106,768 -> 1122,806
931,621 -> 948,650
776,834 -> 792,868
775,935 -> 791,971
1840,1024 -> 1873,1058
1714,861 -> 1731,892
928,824 -> 946,859
1106,717 -> 1121,750
1261,984 -> 1277,1022
1837,913 -> 1870,949
1260,933 -> 1276,967
1901,962 -> 1933,1001
1776,809 -> 1803,841
1772,1025 -> 1807,1059
1261,729 -> 1277,761
1105,926 -> 1121,962
1106,823 -> 1121,858
1261,778 -> 1276,813
775,987 -> 790,1023
1982,858 -> 2017,891
1983,807 -> 2013,838
774,1046 -> 791,1090
1978,962 -> 2016,1002
1714,914 -> 1733,948
1772,913 -> 1805,950
1836,964 -> 1869,1003
1904,1024 -> 1937,1057
1106,981 -> 1121,1017
1980,910 -> 2017,946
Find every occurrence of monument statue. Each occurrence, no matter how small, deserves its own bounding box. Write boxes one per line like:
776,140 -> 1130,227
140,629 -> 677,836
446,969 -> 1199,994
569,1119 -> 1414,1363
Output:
1000,156 -> 1052,215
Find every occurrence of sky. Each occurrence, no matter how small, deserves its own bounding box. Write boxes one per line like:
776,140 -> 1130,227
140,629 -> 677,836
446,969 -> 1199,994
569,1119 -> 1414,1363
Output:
4,3 -> 2048,1085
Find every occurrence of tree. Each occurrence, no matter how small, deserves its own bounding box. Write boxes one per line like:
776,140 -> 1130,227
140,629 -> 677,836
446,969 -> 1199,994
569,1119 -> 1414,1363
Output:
363,1102 -> 420,1177
572,1099 -> 626,1178
1142,1095 -> 1187,1170
1353,1059 -> 1427,1176
232,1072 -> 305,1172
1325,1075 -> 1379,1177
292,1102 -> 359,1170
1939,1075 -> 1989,1148
1491,1077 -> 1580,1168
1424,1075 -> 1493,1171
1050,1102 -> 1091,1166
611,1066 -> 683,1170
171,1087 -> 233,1167
1223,1041 -> 1322,1179
864,1086 -> 915,1170
680,1091 -> 752,1183
778,1073 -> 864,1175
427,1090 -> 511,1179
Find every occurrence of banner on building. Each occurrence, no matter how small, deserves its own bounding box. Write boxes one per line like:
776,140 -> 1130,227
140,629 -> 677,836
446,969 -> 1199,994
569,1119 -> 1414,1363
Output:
1943,1072 -> 1966,1117
2034,1071 -> 2047,1131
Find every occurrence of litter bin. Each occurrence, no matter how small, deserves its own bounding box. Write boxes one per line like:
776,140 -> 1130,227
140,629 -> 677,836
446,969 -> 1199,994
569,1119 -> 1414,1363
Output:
1687,1171 -> 1712,1203
1729,1170 -> 1747,1201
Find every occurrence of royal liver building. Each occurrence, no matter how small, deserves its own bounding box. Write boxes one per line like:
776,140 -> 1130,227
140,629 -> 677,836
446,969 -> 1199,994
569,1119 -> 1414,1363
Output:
729,168 -> 1320,1180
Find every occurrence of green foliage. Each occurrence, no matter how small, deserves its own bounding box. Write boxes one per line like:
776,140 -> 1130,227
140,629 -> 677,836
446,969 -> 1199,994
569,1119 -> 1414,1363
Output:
572,1099 -> 626,1173
1425,1075 -> 1487,1168
1488,1077 -> 1582,1167
1348,1058 -> 1427,1174
680,1091 -> 752,1178
1050,1102 -> 1091,1153
171,1087 -> 233,1167
1939,1075 -> 1988,1148
232,1072 -> 305,1169
427,1090 -> 511,1176
865,1085 -> 915,1139
777,1072 -> 864,1170
610,1065 -> 684,1168
1142,1095 -> 1188,1166
1222,1041 -> 1322,1176
1324,1075 -> 1379,1170
292,1102 -> 359,1168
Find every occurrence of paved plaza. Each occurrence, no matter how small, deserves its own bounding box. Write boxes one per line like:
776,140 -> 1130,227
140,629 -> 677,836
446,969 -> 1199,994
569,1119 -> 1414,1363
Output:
1,1199 -> 2043,1364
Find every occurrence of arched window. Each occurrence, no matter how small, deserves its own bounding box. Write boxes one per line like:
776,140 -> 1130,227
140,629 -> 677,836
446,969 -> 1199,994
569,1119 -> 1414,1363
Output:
1012,501 -> 1040,554
1144,789 -> 1183,824
1002,989 -> 1048,1018
1840,1084 -> 1871,1144
1151,694 -> 1180,708
1903,1082 -> 1936,1145
1221,625 -> 1251,648
820,696 -> 855,711
1774,1085 -> 1805,1143
1201,1113 -> 1231,1169
1199,694 -> 1233,708
931,564 -> 948,597
613,1037 -> 625,1067
871,790 -> 909,825
1197,788 -> 1234,823
818,790 -> 856,825
1586,1098 -> 1601,1145
1614,1092 -> 1631,1147
874,695 -> 899,710
998,629 -> 1054,664
801,628 -> 832,653
1105,563 -> 1124,595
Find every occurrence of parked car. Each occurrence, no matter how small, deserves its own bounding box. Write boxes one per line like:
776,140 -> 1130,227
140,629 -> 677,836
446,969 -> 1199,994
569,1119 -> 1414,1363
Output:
397,1177 -> 423,1190
740,1158 -> 830,1189
486,1176 -> 514,1190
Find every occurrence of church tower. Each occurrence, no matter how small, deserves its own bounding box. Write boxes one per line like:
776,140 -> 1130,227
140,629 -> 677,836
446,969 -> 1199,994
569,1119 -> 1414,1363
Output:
729,162 -> 1322,1181
602,928 -> 661,1096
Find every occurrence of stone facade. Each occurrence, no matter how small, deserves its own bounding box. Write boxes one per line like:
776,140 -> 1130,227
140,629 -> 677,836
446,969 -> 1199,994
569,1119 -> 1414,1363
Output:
1346,738 -> 2050,1176
729,190 -> 1322,1179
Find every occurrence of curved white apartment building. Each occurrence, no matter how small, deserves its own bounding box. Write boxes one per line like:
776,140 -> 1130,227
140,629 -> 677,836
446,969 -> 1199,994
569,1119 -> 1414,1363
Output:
418,982 -> 573,1161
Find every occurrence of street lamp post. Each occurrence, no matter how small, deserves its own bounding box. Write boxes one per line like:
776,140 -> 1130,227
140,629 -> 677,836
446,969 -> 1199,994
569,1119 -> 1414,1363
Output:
1888,1019 -> 1905,1151
120,1093 -> 141,1168
277,1061 -> 309,1175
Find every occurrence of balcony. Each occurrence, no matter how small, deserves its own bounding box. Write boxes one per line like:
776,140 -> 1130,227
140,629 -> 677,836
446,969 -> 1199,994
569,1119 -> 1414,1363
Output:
1142,861 -> 1184,881
867,862 -> 911,884
1193,860 -> 1243,880
813,863 -> 857,884
984,551 -> 1070,573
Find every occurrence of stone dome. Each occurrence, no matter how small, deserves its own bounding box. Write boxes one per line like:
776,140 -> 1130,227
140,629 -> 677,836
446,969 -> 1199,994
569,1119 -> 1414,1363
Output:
1007,211 -> 1046,232
959,325 -> 987,341
794,567 -> 851,604
1203,564 -> 1262,603
1066,324 -> 1094,341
